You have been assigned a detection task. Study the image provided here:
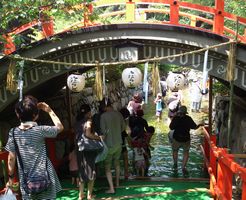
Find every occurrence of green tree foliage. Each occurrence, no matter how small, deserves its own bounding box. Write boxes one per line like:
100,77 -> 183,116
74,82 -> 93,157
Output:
185,0 -> 245,17
0,0 -> 93,34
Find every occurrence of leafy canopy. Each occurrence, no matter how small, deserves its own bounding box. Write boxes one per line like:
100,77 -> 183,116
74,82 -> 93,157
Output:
0,0 -> 93,33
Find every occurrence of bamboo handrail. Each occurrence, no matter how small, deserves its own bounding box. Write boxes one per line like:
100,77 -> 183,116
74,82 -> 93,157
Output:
231,154 -> 246,159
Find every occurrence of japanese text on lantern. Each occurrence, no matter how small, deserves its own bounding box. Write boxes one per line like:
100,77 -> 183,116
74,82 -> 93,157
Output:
69,76 -> 79,91
128,70 -> 135,86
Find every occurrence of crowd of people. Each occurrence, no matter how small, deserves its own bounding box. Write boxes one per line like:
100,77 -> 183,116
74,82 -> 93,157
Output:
4,84 -> 203,199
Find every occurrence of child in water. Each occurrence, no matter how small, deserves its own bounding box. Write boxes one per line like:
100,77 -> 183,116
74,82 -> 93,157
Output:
154,93 -> 164,122
133,137 -> 148,177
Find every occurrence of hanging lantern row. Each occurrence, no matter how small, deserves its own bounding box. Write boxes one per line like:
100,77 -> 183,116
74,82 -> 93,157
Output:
121,67 -> 142,88
67,73 -> 85,92
67,67 -> 143,92
166,72 -> 186,91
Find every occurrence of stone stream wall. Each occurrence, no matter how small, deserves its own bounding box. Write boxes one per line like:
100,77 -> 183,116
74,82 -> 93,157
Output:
213,95 -> 246,156
213,94 -> 246,195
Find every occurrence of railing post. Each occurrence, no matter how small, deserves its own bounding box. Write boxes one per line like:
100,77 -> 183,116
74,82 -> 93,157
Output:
3,34 -> 16,55
243,28 -> 246,43
190,15 -> 196,27
210,137 -> 217,176
217,150 -> 233,200
40,6 -> 54,38
242,180 -> 246,200
126,0 -> 135,22
170,0 -> 179,25
41,19 -> 54,38
203,126 -> 210,162
213,0 -> 224,35
84,3 -> 93,27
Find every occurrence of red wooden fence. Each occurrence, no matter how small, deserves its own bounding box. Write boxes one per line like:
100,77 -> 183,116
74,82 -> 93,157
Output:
201,126 -> 246,200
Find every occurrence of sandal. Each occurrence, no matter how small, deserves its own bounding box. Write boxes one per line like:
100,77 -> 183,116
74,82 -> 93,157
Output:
105,189 -> 115,194
78,196 -> 85,200
87,194 -> 96,200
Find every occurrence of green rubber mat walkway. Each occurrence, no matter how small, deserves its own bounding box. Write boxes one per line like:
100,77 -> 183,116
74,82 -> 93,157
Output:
57,178 -> 212,200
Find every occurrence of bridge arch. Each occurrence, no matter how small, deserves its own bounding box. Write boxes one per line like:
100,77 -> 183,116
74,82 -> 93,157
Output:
0,23 -> 246,113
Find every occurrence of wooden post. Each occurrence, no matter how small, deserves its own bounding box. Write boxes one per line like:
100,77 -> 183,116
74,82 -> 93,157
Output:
126,0 -> 135,22
40,6 -> 54,37
217,151 -> 233,200
3,34 -> 16,55
244,28 -> 246,43
242,180 -> 246,200
213,0 -> 224,35
170,0 -> 179,25
227,30 -> 237,149
84,3 -> 93,27
66,79 -> 72,129
210,136 -> 217,176
208,76 -> 213,135
203,126 -> 210,163
190,15 -> 196,27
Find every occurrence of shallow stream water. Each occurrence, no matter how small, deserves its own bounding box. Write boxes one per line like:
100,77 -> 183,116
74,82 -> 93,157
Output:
147,127 -> 207,178
126,126 -> 207,178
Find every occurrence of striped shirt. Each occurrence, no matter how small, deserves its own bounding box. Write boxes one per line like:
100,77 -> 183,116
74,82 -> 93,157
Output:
5,122 -> 62,200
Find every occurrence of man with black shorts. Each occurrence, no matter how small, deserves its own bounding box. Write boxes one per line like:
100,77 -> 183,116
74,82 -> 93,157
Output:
169,106 -> 203,175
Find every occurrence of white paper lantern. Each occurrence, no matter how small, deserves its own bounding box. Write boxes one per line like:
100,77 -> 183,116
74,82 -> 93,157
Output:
122,67 -> 142,88
166,72 -> 186,91
67,73 -> 85,92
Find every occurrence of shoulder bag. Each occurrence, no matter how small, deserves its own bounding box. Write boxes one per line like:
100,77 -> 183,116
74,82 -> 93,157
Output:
77,133 -> 104,152
95,139 -> 108,163
12,128 -> 51,195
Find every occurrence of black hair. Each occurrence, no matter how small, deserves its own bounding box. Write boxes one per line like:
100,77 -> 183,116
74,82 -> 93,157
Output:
147,126 -> 155,134
76,104 -> 91,121
99,97 -> 111,109
120,107 -> 130,119
136,109 -> 144,117
15,95 -> 39,122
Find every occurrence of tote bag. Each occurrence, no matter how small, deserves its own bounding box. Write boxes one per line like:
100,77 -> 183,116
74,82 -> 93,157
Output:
95,140 -> 108,163
77,134 -> 104,152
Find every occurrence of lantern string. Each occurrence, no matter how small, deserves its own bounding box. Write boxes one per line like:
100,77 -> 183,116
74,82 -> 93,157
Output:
0,40 -> 236,68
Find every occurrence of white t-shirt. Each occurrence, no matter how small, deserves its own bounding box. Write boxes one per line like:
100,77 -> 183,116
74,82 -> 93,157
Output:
134,147 -> 145,161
